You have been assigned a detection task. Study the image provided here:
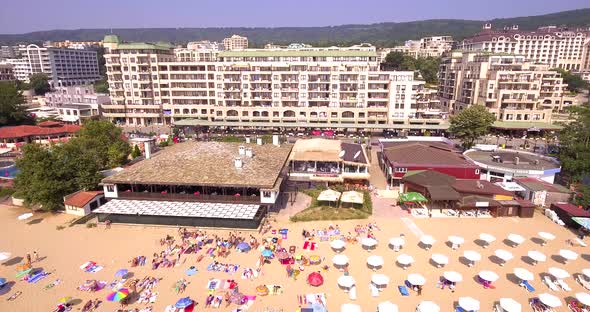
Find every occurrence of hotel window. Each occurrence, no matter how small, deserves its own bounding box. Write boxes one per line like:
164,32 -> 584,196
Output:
475,169 -> 480,174
395,167 -> 407,173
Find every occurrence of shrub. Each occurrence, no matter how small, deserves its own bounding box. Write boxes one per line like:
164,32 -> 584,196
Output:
56,225 -> 65,230
86,222 -> 97,228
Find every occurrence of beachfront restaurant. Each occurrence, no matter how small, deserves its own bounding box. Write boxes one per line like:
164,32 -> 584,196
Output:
288,138 -> 370,186
95,141 -> 292,229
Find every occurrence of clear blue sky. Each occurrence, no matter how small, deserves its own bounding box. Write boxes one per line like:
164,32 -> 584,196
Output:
1,0 -> 588,34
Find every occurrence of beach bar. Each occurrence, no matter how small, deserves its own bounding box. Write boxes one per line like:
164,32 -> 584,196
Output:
97,141 -> 292,228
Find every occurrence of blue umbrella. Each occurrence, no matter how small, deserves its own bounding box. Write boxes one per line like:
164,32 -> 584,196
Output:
115,269 -> 128,278
573,217 -> 590,230
175,297 -> 194,309
185,266 -> 198,276
261,249 -> 273,258
0,277 -> 6,286
237,242 -> 251,251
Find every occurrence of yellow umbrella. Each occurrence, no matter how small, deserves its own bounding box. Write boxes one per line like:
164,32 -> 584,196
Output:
58,296 -> 72,304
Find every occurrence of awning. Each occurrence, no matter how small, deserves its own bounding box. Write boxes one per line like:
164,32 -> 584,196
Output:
317,189 -> 341,202
341,191 -> 364,204
399,192 -> 428,204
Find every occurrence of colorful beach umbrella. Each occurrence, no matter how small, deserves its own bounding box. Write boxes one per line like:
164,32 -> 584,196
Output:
115,269 -> 128,278
0,252 -> 11,261
261,249 -> 273,258
0,277 -> 7,286
307,272 -> 324,287
58,296 -> 72,304
106,288 -> 129,302
175,297 -> 194,309
236,242 -> 251,252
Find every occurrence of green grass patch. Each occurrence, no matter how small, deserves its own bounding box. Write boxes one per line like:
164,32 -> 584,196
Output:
290,186 -> 372,222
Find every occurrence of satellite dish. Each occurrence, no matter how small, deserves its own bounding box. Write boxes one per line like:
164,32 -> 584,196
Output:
353,151 -> 361,159
339,150 -> 346,158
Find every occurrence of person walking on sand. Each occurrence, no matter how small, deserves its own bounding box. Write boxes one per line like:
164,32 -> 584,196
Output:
33,251 -> 38,262
26,253 -> 32,265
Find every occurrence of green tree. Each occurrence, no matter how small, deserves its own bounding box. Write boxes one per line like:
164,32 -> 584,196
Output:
29,73 -> 51,95
449,105 -> 496,149
131,144 -> 141,159
383,52 -> 440,84
558,103 -> 590,183
74,120 -> 131,169
94,78 -> 109,93
0,82 -> 34,127
557,69 -> 590,93
384,51 -> 406,69
573,185 -> 590,209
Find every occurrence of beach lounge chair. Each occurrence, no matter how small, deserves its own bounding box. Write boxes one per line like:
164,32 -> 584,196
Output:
556,279 -> 571,291
543,276 -> 559,291
398,285 -> 409,296
521,280 -> 535,292
577,276 -> 590,290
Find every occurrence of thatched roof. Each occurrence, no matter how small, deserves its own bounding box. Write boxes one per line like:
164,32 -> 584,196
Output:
290,138 -> 341,162
102,141 -> 292,189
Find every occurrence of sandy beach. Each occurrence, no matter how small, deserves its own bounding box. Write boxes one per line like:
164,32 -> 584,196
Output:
0,202 -> 588,312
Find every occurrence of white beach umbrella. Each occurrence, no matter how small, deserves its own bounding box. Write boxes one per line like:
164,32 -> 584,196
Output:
479,270 -> 499,282
431,253 -> 449,267
371,274 -> 390,286
407,273 -> 426,286
17,212 -> 33,221
527,250 -> 547,263
463,250 -> 482,265
559,249 -> 578,261
507,234 -> 525,246
420,235 -> 436,246
362,237 -> 378,248
396,253 -> 414,268
479,233 -> 496,246
495,249 -> 514,265
337,275 -> 356,288
443,271 -> 463,283
448,235 -> 465,246
548,267 -> 570,279
499,298 -> 522,312
514,268 -> 534,281
583,269 -> 590,279
538,232 -> 555,244
576,293 -> 590,306
458,297 -> 480,311
389,237 -> 405,247
332,254 -> 349,266
417,301 -> 440,312
341,303 -> 362,312
367,255 -> 384,268
538,293 -> 562,308
330,239 -> 346,250
377,301 -> 399,312
0,252 -> 11,261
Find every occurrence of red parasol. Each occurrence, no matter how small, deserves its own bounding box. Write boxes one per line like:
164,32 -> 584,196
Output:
307,272 -> 324,287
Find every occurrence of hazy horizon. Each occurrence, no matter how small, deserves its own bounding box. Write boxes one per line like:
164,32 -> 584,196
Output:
0,0 -> 588,34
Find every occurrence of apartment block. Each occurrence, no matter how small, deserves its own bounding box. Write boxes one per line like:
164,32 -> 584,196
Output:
12,44 -> 101,86
439,51 -> 570,123
44,85 -> 109,123
380,36 -> 454,61
223,35 -> 248,51
102,35 -> 444,128
0,63 -> 15,81
460,24 -> 590,71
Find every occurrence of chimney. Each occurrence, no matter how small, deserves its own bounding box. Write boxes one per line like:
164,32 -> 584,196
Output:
514,156 -> 519,165
144,141 -> 151,159
245,137 -> 251,144
272,134 -> 279,146
477,181 -> 484,189
256,137 -> 263,145
238,145 -> 245,156
234,158 -> 243,168
245,148 -> 253,158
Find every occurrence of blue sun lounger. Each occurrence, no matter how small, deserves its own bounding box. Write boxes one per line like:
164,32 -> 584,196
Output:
398,285 -> 409,296
521,280 -> 535,292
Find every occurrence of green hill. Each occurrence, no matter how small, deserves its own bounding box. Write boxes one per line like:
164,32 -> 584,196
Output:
1,8 -> 589,47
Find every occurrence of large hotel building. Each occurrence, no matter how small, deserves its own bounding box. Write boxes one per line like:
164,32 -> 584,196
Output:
438,51 -> 571,123
459,24 -> 590,71
102,35 -> 444,129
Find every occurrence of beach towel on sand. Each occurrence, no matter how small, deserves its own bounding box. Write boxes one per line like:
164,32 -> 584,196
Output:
44,279 -> 61,290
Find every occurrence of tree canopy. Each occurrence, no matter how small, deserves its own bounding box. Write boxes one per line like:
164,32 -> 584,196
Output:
558,103 -> 590,183
0,81 -> 34,127
29,73 -> 51,95
382,51 -> 440,85
14,120 -> 131,211
557,69 -> 590,93
448,105 -> 496,149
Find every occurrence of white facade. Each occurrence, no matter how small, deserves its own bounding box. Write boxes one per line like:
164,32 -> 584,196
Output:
439,51 -> 570,121
380,36 -> 454,61
5,58 -> 32,82
102,36 -> 444,127
460,25 -> 590,71
223,35 -> 248,51
44,85 -> 108,123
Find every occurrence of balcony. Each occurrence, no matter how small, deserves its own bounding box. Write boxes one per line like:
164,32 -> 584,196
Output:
117,191 -> 260,204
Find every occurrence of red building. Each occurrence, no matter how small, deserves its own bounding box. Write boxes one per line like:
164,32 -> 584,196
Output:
380,142 -> 481,186
0,121 -> 81,148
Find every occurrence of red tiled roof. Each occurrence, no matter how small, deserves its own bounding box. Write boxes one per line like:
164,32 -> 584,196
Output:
551,202 -> 590,218
0,124 -> 81,139
64,191 -> 103,208
452,180 -> 514,197
383,143 -> 477,168
37,121 -> 63,127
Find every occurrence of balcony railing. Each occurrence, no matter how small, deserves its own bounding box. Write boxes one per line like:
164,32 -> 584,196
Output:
117,191 -> 260,204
